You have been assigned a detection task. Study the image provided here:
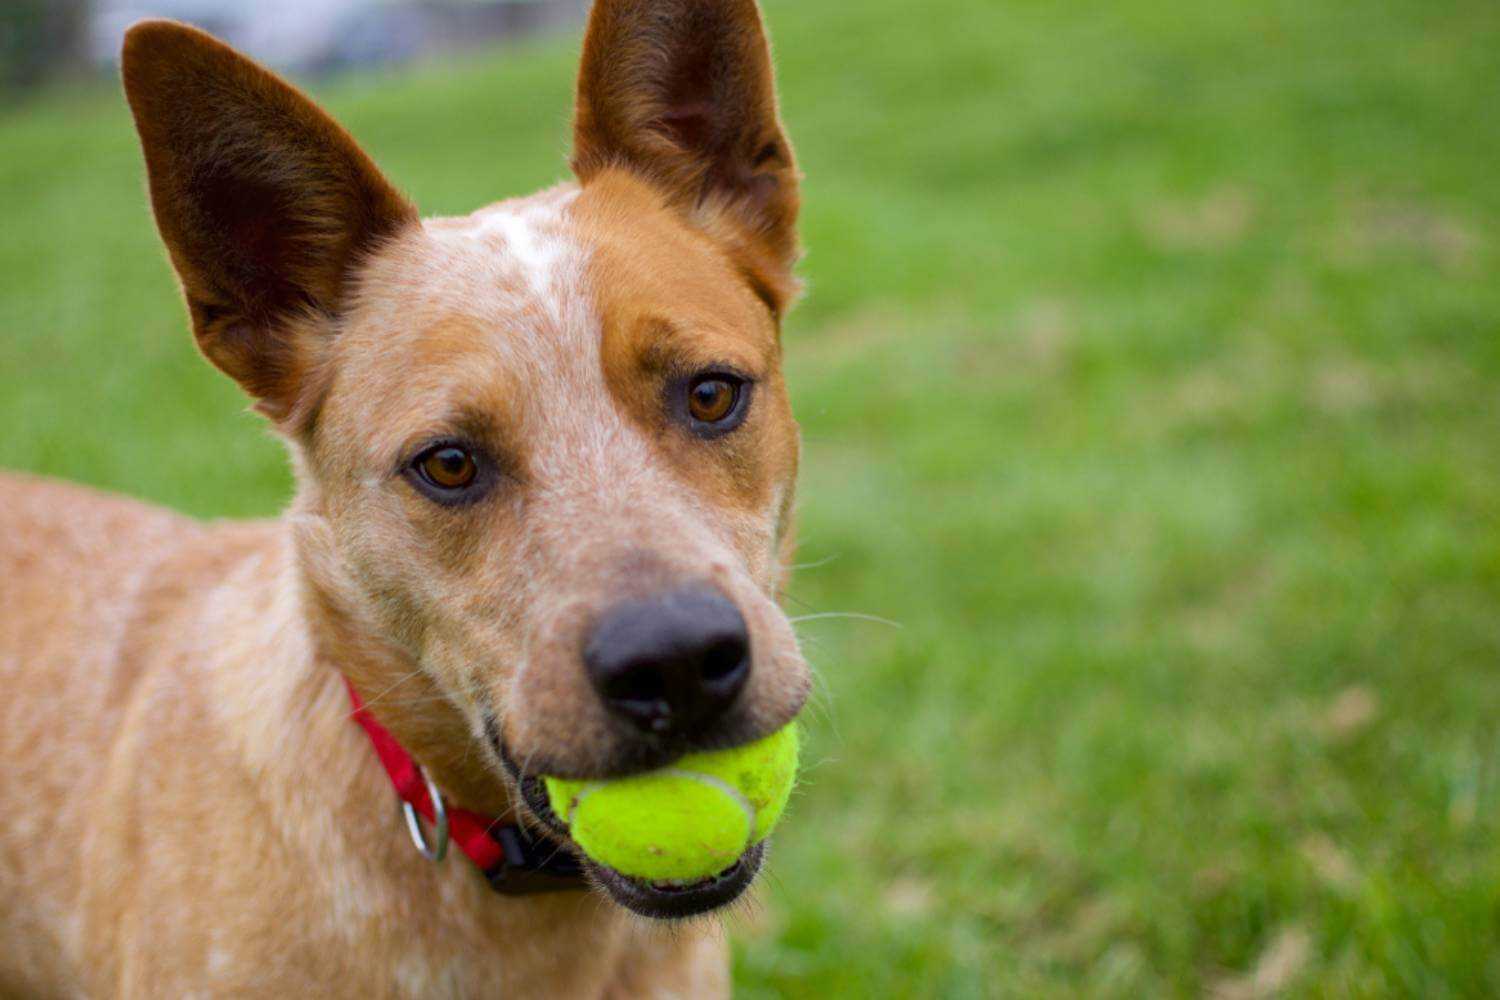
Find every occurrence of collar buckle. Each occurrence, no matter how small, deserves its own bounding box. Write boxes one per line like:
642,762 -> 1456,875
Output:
400,764 -> 450,863
484,825 -> 586,895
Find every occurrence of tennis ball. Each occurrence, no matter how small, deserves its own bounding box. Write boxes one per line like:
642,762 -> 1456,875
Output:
543,724 -> 798,882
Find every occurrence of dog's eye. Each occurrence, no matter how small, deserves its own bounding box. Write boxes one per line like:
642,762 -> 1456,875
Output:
687,376 -> 740,424
403,442 -> 495,506
673,371 -> 753,439
415,445 -> 478,491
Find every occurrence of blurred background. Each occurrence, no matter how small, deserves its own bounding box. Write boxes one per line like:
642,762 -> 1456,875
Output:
2,0 -> 1498,994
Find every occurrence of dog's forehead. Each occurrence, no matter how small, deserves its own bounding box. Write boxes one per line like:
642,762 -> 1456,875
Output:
397,182 -> 592,369
331,178 -> 777,462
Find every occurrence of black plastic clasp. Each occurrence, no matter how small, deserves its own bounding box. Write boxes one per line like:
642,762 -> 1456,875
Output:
484,825 -> 587,895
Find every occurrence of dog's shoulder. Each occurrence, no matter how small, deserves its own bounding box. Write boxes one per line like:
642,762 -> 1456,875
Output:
0,470 -> 290,716
0,471 -> 192,631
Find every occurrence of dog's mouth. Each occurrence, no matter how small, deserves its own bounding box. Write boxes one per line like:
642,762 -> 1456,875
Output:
495,734 -> 762,918
589,842 -> 763,918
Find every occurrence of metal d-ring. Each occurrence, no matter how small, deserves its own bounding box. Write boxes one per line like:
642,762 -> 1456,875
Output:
402,765 -> 450,863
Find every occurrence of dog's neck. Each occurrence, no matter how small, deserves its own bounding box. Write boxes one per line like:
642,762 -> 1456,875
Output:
292,519 -> 514,820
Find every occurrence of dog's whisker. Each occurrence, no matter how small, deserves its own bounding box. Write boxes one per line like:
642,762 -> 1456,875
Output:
791,631 -> 830,653
789,610 -> 903,629
352,667 -> 430,713
518,747 -> 544,792
776,588 -> 819,612
801,672 -> 837,734
352,693 -> 467,709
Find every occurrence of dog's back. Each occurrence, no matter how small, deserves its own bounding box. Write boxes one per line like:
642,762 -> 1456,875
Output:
0,473 -> 199,991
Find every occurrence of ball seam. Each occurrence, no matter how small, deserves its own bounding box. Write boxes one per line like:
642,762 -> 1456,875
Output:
563,780 -> 605,827
662,767 -> 756,839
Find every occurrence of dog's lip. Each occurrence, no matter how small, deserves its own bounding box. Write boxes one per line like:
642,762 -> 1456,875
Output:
493,736 -> 764,917
586,842 -> 764,919
494,738 -> 571,837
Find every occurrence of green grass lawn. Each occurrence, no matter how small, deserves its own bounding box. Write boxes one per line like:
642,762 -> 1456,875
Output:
4,0 -> 1500,993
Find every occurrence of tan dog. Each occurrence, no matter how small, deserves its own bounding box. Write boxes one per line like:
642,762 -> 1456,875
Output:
0,1 -> 811,994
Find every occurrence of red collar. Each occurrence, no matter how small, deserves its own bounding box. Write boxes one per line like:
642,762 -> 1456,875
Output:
343,677 -> 584,894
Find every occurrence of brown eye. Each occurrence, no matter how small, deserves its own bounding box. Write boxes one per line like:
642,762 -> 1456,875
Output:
688,377 -> 739,424
418,446 -> 477,491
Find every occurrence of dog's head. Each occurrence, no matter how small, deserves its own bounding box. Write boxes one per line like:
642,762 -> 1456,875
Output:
122,0 -> 808,917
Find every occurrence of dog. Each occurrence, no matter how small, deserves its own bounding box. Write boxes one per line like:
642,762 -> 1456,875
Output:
0,0 -> 811,993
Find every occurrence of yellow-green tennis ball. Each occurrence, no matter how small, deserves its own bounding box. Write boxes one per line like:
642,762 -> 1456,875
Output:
543,724 -> 799,882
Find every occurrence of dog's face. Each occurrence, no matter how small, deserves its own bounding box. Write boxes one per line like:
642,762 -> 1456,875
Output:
314,173 -> 806,777
122,0 -> 808,916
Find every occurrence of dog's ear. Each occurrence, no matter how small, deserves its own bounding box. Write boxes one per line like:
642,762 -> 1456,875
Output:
572,0 -> 800,313
121,20 -> 416,424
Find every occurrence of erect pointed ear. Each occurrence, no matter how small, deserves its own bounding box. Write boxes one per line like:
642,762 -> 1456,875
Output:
121,20 -> 417,425
571,0 -> 800,313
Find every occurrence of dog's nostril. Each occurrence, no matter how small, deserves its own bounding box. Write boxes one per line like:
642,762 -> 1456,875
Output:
584,585 -> 751,738
700,638 -> 748,685
603,660 -> 666,704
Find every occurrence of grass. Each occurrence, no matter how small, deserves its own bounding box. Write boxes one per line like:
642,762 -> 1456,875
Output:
3,0 -> 1500,993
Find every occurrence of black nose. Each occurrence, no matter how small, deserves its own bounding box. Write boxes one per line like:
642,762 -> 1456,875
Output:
584,586 -> 751,737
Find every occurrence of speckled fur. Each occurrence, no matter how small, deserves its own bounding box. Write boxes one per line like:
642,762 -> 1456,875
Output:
0,1 -> 808,995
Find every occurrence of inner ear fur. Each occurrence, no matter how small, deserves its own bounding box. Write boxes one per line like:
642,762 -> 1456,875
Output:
572,0 -> 801,314
121,19 -> 416,424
